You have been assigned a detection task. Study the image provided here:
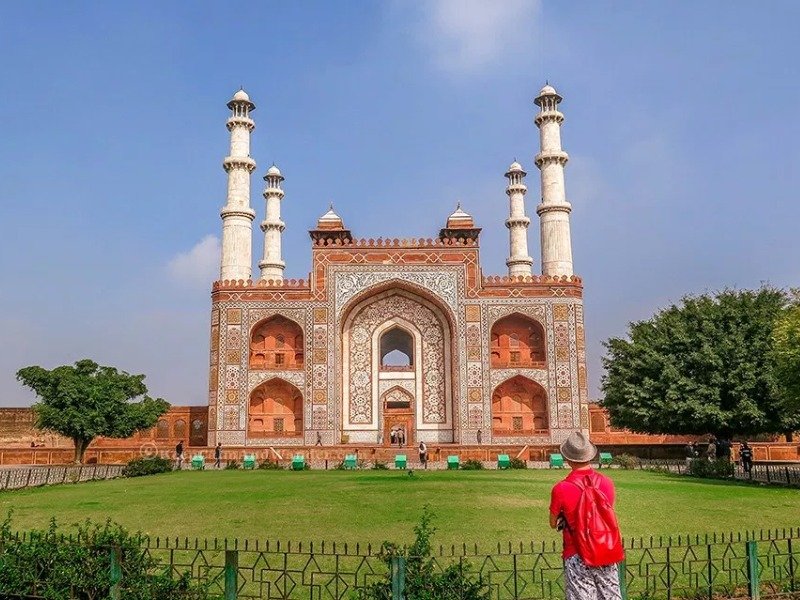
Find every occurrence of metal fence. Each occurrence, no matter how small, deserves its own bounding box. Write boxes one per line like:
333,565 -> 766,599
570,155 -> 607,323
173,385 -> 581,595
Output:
0,464 -> 125,491
635,458 -> 800,487
1,528 -> 799,599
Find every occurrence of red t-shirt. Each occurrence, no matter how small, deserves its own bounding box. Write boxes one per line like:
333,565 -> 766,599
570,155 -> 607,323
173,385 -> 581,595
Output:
549,468 -> 616,559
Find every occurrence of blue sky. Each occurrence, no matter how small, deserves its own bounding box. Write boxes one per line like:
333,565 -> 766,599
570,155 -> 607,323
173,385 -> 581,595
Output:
1,1 -> 798,406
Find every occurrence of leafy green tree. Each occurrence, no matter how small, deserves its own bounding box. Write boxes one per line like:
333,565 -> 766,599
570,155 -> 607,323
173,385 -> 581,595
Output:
16,359 -> 169,463
771,296 -> 800,431
601,287 -> 799,438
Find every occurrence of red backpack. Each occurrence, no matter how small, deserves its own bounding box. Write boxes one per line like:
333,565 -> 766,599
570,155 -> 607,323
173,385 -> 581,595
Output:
568,473 -> 624,566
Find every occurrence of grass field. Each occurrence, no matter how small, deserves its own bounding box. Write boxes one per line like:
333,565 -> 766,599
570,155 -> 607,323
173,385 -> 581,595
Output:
1,469 -> 798,545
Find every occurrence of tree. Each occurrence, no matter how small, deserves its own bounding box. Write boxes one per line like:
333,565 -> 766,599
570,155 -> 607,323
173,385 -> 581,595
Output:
601,287 -> 799,438
16,359 -> 169,463
771,295 -> 800,433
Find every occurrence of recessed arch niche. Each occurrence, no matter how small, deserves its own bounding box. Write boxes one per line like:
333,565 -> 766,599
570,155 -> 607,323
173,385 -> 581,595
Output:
491,375 -> 549,435
249,315 -> 304,370
248,378 -> 303,437
490,313 -> 546,368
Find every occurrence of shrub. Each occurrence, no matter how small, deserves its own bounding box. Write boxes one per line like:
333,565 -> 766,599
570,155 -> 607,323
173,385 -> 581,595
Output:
0,514 -> 209,599
688,458 -> 735,479
257,459 -> 284,470
372,461 -> 388,470
355,506 -> 490,600
123,456 -> 173,478
460,459 -> 484,470
509,457 -> 527,469
224,460 -> 240,470
613,454 -> 641,470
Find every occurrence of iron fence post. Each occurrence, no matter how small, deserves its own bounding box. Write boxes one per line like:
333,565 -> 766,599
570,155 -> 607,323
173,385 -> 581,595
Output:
617,559 -> 628,600
109,545 -> 122,600
766,465 -> 771,483
391,556 -> 406,600
785,466 -> 790,485
666,546 -> 672,600
513,553 -> 519,600
746,540 -> 759,600
225,549 -> 238,600
788,538 -> 795,592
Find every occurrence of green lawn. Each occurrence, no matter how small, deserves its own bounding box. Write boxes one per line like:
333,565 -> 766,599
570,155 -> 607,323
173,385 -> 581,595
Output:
1,469 -> 797,545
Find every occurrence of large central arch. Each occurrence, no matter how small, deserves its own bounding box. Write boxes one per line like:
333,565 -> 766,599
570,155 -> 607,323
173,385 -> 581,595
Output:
340,285 -> 456,443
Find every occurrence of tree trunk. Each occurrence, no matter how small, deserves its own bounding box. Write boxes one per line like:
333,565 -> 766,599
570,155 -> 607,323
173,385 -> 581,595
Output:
786,432 -> 794,442
73,437 -> 92,464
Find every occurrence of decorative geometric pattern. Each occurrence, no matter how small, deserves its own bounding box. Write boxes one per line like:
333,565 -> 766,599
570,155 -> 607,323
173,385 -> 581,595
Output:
465,304 -> 481,322
247,370 -> 306,394
334,270 -> 459,317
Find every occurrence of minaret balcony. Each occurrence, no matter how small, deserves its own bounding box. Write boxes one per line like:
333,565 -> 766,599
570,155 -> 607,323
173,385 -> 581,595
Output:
534,151 -> 569,168
223,156 -> 257,172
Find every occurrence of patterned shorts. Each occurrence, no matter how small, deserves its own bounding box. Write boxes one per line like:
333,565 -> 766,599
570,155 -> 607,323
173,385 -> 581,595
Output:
564,555 -> 621,600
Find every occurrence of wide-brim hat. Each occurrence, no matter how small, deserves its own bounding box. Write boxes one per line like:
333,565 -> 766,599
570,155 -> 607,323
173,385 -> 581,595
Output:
560,431 -> 597,463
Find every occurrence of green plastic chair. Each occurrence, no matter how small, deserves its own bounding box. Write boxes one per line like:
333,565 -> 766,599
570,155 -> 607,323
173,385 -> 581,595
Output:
549,453 -> 564,469
395,454 -> 407,469
447,455 -> 460,470
498,454 -> 511,469
599,452 -> 613,468
344,454 -> 357,470
291,455 -> 305,471
243,454 -> 256,470
191,455 -> 205,470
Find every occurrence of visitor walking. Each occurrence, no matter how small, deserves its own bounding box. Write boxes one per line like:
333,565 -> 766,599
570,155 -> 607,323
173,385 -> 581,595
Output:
398,429 -> 405,447
739,442 -> 753,474
390,430 -> 397,445
549,431 -> 623,600
315,432 -> 323,446
477,429 -> 482,444
706,437 -> 717,461
175,441 -> 184,470
418,441 -> 428,469
214,443 -> 222,468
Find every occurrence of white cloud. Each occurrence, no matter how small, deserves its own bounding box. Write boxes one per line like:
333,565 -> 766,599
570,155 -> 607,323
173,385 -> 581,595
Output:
416,0 -> 540,75
166,234 -> 220,287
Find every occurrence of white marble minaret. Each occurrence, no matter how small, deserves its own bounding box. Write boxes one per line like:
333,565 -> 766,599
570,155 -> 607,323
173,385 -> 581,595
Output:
534,84 -> 574,277
220,89 -> 257,281
258,165 -> 286,280
505,161 -> 533,277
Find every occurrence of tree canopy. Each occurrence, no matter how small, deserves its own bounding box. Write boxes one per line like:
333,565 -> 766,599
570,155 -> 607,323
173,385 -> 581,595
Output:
772,296 -> 800,418
16,359 -> 169,463
601,287 -> 800,438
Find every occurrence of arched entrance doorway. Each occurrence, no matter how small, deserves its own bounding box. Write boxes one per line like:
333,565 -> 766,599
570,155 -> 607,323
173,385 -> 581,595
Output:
341,287 -> 454,444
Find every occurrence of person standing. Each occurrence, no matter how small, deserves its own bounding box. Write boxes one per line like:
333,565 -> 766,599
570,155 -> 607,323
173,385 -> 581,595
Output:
739,442 -> 753,474
315,432 -> 323,446
398,429 -> 406,447
549,432 -> 623,600
706,437 -> 717,462
418,441 -> 428,469
390,429 -> 397,446
477,429 -> 482,444
175,441 -> 184,470
214,442 -> 222,469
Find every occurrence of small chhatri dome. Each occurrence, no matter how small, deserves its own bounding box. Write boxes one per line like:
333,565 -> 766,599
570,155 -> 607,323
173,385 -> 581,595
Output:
446,202 -> 475,229
232,88 -> 251,102
508,160 -> 523,172
266,164 -> 282,176
316,203 -> 345,230
539,84 -> 557,96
